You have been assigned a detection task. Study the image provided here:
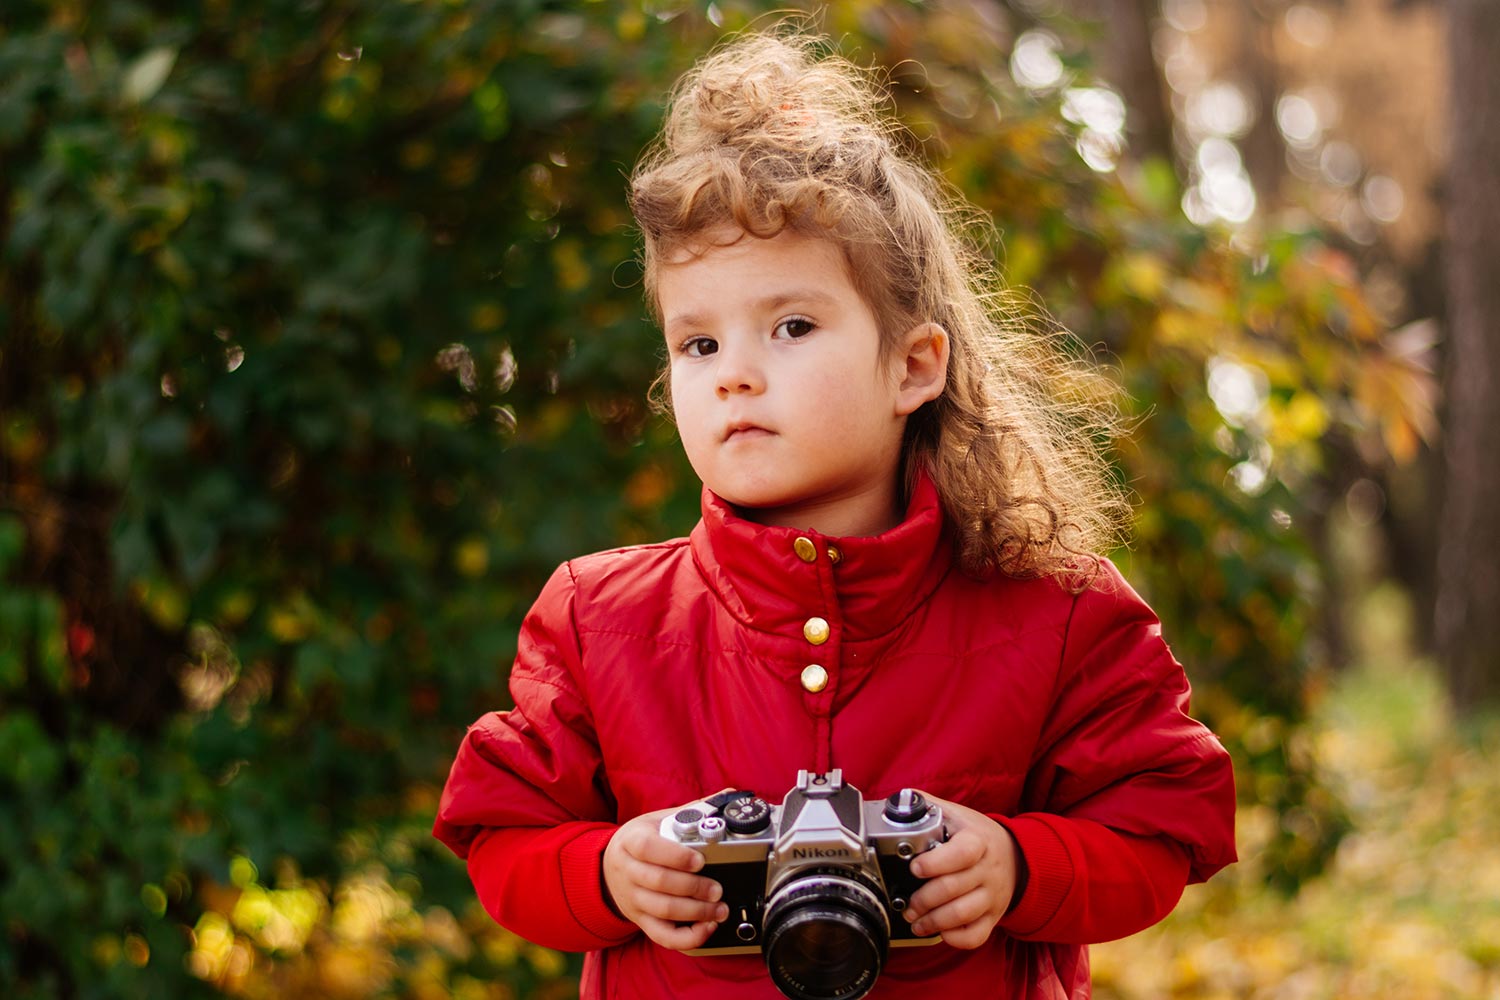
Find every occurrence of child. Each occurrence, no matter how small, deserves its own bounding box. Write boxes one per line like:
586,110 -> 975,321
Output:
434,26 -> 1236,1000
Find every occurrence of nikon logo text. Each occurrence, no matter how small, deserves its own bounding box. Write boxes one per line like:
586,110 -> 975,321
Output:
791,847 -> 852,859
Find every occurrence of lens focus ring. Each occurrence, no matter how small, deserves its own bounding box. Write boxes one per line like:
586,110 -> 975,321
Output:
762,873 -> 890,1000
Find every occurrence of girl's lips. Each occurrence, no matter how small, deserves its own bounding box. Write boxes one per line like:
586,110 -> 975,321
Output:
724,424 -> 774,441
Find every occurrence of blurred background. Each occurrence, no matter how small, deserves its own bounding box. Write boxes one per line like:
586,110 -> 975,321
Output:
2,0 -> 1496,997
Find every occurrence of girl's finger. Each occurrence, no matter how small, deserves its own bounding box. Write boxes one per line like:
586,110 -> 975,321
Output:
937,919 -> 996,951
909,829 -> 984,878
635,889 -> 730,925
630,861 -> 722,900
904,867 -> 984,921
630,830 -> 708,872
636,913 -> 721,952
908,888 -> 994,938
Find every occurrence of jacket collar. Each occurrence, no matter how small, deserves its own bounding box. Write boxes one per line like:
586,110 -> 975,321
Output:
688,473 -> 954,642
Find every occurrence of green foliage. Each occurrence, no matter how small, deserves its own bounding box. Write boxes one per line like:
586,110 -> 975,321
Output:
0,0 -> 1431,996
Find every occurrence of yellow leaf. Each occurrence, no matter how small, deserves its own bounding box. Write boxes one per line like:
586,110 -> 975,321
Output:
1382,414 -> 1421,464
1153,308 -> 1202,347
218,590 -> 255,626
453,537 -> 489,577
552,240 -> 590,292
1003,232 -> 1045,289
267,599 -> 314,643
1270,392 -> 1329,445
1120,252 -> 1168,299
132,578 -> 188,631
470,301 -> 505,332
617,10 -> 645,42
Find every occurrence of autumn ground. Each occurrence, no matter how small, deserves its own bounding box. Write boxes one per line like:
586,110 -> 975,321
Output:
1093,582 -> 1500,1000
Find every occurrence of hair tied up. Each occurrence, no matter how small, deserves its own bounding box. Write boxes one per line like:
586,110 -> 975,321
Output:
780,101 -> 815,128
631,25 -> 1131,586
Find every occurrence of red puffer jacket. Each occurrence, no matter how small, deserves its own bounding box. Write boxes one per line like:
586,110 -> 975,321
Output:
433,475 -> 1237,999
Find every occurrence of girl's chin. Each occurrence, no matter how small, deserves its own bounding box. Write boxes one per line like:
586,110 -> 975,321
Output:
721,493 -> 799,517
699,473 -> 801,511
714,487 -> 807,520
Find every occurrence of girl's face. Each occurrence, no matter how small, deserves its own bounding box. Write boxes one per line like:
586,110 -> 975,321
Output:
659,228 -> 939,537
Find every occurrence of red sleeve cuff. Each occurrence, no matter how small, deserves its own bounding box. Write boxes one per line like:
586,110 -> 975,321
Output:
559,826 -> 639,943
994,814 -> 1074,937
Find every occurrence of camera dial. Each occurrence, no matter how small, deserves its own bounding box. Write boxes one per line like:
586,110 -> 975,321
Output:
882,789 -> 930,825
724,796 -> 773,835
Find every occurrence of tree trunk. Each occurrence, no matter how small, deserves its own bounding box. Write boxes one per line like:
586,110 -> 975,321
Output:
1436,0 -> 1500,711
1099,0 -> 1177,168
1234,0 -> 1286,213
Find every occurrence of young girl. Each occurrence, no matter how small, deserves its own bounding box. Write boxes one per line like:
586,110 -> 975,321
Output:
434,27 -> 1236,1000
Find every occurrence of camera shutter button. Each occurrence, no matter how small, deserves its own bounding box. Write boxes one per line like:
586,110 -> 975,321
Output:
883,789 -> 930,825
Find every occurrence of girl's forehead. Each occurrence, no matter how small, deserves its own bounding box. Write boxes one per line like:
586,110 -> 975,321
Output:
658,227 -> 851,279
658,224 -> 749,265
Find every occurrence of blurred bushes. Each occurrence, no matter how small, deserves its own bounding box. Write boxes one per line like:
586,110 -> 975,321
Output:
0,1 -> 1431,996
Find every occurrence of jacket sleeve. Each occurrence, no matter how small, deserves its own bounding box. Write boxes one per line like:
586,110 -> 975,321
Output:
997,559 -> 1237,944
431,563 -> 639,951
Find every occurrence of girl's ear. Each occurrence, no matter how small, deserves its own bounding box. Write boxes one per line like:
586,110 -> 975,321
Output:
894,322 -> 950,416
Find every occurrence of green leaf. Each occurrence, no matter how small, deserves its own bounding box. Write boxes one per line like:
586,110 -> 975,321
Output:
0,514 -> 24,577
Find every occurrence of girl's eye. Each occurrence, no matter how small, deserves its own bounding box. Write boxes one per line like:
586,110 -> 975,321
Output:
776,316 -> 816,339
681,336 -> 718,357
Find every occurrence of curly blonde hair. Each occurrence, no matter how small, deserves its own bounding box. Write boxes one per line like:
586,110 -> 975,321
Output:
629,26 -> 1130,584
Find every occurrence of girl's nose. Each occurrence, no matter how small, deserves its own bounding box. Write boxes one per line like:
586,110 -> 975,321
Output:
714,340 -> 766,397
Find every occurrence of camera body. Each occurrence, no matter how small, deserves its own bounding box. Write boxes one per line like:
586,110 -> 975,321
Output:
659,769 -> 946,1000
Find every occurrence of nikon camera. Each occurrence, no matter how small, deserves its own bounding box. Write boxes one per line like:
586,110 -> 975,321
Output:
659,769 -> 947,1000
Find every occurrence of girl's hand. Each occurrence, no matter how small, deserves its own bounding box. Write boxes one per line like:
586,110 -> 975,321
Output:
900,795 -> 1020,950
602,809 -> 729,951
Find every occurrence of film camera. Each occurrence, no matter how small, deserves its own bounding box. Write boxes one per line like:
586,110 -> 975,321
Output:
659,769 -> 948,1000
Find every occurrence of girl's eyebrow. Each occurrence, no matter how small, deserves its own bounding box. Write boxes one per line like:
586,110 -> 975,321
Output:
665,289 -> 838,331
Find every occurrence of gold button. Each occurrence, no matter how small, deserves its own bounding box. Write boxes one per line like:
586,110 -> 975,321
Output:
793,537 -> 817,563
801,664 -> 829,693
826,545 -> 842,564
803,617 -> 830,645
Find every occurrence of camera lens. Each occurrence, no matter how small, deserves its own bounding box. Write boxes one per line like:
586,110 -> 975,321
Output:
762,873 -> 889,1000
